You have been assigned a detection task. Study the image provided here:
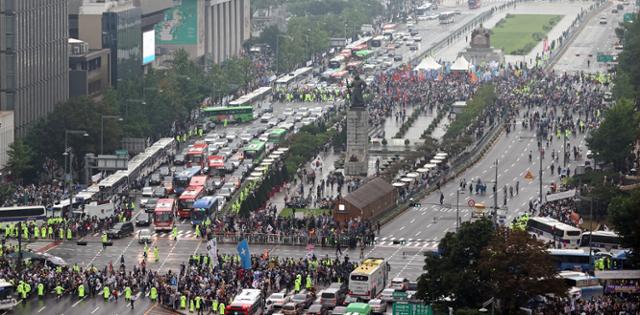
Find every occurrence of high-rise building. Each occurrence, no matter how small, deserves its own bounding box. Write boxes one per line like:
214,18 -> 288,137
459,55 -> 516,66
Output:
0,0 -> 69,137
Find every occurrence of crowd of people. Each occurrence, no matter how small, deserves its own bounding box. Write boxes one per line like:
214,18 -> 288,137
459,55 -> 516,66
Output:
538,295 -> 640,315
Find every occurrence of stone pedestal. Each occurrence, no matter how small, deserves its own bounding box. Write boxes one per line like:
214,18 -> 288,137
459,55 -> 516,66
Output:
460,47 -> 504,65
345,107 -> 369,176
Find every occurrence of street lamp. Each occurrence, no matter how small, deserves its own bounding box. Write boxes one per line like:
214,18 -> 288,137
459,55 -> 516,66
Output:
63,129 -> 89,217
101,115 -> 123,155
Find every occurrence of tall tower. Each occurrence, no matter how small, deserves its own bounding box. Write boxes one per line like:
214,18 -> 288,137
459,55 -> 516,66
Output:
0,0 -> 69,137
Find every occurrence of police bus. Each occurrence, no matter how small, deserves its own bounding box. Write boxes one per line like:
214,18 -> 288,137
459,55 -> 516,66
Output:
227,289 -> 264,315
348,258 -> 390,300
0,280 -> 18,310
526,216 -> 581,249
579,230 -> 624,251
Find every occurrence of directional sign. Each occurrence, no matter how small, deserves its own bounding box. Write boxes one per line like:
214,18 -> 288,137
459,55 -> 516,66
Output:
393,302 -> 412,315
414,304 -> 434,315
467,199 -> 476,207
524,170 -> 535,182
624,13 -> 635,23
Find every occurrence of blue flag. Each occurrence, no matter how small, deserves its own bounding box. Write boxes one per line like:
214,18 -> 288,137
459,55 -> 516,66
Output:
236,239 -> 252,269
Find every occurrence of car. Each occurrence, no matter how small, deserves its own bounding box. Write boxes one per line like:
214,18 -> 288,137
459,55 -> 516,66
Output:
368,299 -> 387,315
267,291 -> 291,314
149,173 -> 162,186
222,181 -> 238,192
409,29 -> 419,36
292,291 -> 315,309
239,133 -> 253,143
144,198 -> 158,213
268,119 -> 279,127
405,39 -> 415,46
174,154 -> 185,165
393,55 -> 403,61
135,212 -> 152,227
600,17 -> 607,24
330,306 -> 347,315
408,281 -> 418,291
379,288 -> 395,303
282,302 -> 303,315
391,277 -> 409,291
218,188 -> 233,200
305,304 -> 328,315
612,8 -> 618,13
142,186 -> 154,197
137,229 -> 152,244
107,222 -> 134,239
211,176 -> 225,189
163,177 -> 174,194
283,109 -> 295,117
225,133 -> 236,141
219,149 -> 233,159
153,187 -> 167,198
260,113 -> 273,123
412,36 -> 422,42
409,44 -> 418,51
213,139 -> 228,148
159,166 -> 170,176
417,15 -> 429,21
320,288 -> 345,308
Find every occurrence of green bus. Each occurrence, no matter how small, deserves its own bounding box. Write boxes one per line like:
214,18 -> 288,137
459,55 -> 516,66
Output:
268,128 -> 288,144
202,106 -> 254,123
243,140 -> 267,161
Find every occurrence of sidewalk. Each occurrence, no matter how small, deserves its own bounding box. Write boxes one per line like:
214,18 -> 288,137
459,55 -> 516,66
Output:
435,0 -> 593,64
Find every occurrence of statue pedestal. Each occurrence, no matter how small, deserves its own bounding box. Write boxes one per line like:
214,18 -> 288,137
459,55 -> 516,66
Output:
460,47 -> 504,65
345,107 -> 369,177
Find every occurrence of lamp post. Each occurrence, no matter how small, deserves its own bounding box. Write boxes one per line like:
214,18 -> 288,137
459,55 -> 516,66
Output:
101,115 -> 123,155
63,129 -> 89,217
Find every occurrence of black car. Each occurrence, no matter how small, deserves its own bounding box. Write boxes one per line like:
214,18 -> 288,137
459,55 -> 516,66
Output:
144,198 -> 158,213
107,222 -> 134,239
136,213 -> 152,227
174,154 -> 186,165
153,187 -> 167,198
149,173 -> 162,185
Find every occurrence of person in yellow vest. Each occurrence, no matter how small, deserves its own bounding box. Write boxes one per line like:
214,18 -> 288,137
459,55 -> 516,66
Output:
172,226 -> 178,241
195,225 -> 201,238
103,286 -> 111,301
34,225 -> 40,239
58,227 -> 64,240
102,232 -> 109,250
55,284 -> 64,300
150,286 -> 158,302
219,302 -> 226,315
78,283 -> 85,299
195,296 -> 202,313
212,298 -> 219,315
67,228 -> 72,240
190,298 -> 195,312
41,226 -> 47,240
16,282 -> 24,301
24,282 -> 31,298
180,294 -> 187,309
306,274 -> 312,290
124,286 -> 132,301
153,246 -> 159,262
22,226 -> 29,241
37,282 -> 44,299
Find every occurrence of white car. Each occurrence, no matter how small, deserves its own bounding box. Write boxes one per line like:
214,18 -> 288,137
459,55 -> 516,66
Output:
405,39 -> 415,46
137,229 -> 152,244
379,288 -> 395,303
599,17 -> 607,24
369,299 -> 387,314
412,36 -> 422,42
266,291 -> 291,313
142,186 -> 153,197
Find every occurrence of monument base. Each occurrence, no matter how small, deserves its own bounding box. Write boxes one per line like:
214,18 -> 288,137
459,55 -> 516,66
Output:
460,47 -> 504,65
345,107 -> 369,177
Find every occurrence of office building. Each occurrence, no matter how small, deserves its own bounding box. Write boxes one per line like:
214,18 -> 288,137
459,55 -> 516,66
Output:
68,38 -> 111,100
0,0 -> 69,137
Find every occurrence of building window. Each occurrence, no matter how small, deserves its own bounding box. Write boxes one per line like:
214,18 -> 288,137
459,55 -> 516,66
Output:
88,80 -> 102,95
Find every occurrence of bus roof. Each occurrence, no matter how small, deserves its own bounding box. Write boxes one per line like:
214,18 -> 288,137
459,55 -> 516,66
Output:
547,248 -> 590,256
580,230 -> 620,237
232,288 -> 262,304
352,258 -> 385,274
229,86 -> 272,106
529,216 -> 582,232
189,175 -> 208,187
270,128 -> 287,135
193,196 -> 217,209
155,198 -> 175,211
202,106 -> 253,112
177,166 -> 201,178
244,140 -> 266,151
275,67 -> 313,84
179,186 -> 204,200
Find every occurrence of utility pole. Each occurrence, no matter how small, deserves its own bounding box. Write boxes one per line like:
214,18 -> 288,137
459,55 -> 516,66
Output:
493,159 -> 498,227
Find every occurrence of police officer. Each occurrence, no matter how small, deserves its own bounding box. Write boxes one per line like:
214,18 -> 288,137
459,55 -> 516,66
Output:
101,232 -> 109,249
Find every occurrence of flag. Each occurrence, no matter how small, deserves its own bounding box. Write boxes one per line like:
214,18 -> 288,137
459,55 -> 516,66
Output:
236,239 -> 252,269
207,238 -> 218,268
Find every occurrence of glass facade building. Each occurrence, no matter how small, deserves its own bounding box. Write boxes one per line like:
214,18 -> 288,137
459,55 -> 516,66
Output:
102,7 -> 142,87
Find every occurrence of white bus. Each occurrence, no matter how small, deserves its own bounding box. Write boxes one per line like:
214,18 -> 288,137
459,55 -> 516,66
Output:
439,12 -> 455,24
348,258 -> 390,300
526,216 -> 582,249
227,289 -> 264,315
0,280 -> 18,310
579,230 -> 624,251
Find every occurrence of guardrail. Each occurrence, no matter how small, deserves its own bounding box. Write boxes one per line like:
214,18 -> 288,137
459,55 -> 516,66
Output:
208,232 -> 366,247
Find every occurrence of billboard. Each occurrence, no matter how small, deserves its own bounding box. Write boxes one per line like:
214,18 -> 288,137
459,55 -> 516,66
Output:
156,0 -> 198,45
143,30 -> 156,64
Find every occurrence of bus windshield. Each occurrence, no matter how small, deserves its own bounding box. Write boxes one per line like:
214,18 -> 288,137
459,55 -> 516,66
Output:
155,212 -> 172,222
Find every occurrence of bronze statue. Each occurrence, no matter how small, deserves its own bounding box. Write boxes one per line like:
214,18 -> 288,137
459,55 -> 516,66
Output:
346,75 -> 367,108
470,24 -> 491,49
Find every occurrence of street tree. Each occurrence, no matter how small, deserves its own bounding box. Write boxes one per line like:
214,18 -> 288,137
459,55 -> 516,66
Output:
586,99 -> 638,172
6,140 -> 34,183
608,189 -> 640,264
416,219 -> 494,309
479,228 -> 567,314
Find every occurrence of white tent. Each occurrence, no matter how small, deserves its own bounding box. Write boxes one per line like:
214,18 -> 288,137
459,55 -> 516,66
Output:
415,56 -> 442,71
451,56 -> 471,72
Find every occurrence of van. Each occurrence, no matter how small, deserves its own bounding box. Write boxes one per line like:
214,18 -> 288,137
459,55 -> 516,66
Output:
282,302 -> 303,315
107,222 -> 134,239
391,278 -> 409,291
321,288 -> 346,308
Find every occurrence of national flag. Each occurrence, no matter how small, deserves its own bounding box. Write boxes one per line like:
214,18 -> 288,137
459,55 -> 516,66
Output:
236,239 -> 252,269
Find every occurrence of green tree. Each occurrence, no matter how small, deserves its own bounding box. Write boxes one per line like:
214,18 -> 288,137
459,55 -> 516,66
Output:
6,140 -> 34,183
608,189 -> 640,264
479,228 -> 567,315
586,99 -> 638,171
416,219 -> 494,309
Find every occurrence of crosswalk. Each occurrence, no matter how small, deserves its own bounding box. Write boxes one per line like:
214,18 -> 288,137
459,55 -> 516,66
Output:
90,230 -> 201,240
374,237 -> 440,248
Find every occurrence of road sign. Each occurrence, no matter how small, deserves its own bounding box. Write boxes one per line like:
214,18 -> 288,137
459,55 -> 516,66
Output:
467,199 -> 476,207
624,13 -> 635,23
393,302 -> 412,315
524,170 -> 535,181
597,53 -> 614,63
393,291 -> 408,300
414,304 -> 434,315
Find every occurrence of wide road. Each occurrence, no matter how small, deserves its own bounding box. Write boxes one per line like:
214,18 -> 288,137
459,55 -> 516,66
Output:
553,1 -> 627,74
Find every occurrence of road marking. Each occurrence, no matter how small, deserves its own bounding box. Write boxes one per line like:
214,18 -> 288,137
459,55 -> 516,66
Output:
72,297 -> 86,307
511,162 -> 516,167
415,231 -> 421,236
482,170 -> 487,174
91,307 -> 100,314
37,306 -> 47,313
399,226 -> 405,231
410,219 -> 415,223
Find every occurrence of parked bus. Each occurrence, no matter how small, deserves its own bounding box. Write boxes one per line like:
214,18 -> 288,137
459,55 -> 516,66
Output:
526,216 -> 582,249
468,0 -> 481,9
439,12 -> 455,24
348,258 -> 390,300
191,196 -> 219,226
243,140 -> 267,161
329,55 -> 346,69
416,2 -> 433,15
0,280 -> 18,310
173,166 -> 202,195
202,106 -> 254,123
549,249 -> 593,272
185,142 -> 208,169
177,186 -> 205,219
274,67 -> 313,89
579,230 -> 624,251
227,289 -> 264,315
267,128 -> 288,144
560,271 -> 604,300
228,86 -> 272,108
153,198 -> 176,232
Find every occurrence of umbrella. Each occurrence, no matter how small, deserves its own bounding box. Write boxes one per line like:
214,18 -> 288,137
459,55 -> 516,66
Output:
276,147 -> 289,153
433,155 -> 446,161
423,163 -> 437,169
435,152 -> 448,157
392,182 -> 407,187
250,172 -> 263,177
260,161 -> 273,167
255,166 -> 268,172
262,158 -> 275,164
416,168 -> 429,173
406,172 -> 420,178
429,159 -> 442,164
400,177 -> 414,183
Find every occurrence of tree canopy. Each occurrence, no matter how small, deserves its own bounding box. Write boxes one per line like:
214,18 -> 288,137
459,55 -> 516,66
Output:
608,189 -> 640,264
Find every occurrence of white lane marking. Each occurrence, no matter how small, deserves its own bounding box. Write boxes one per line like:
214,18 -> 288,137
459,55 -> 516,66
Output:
91,307 -> 100,314
415,231 -> 422,236
399,226 -> 406,231
410,219 -> 416,223
37,306 -> 47,313
72,297 -> 86,308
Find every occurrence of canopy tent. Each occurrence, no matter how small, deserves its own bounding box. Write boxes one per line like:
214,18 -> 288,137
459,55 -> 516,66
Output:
406,172 -> 420,178
429,159 -> 442,164
250,172 -> 263,177
415,56 -> 442,71
451,56 -> 472,72
424,163 -> 437,169
416,168 -> 429,173
392,182 -> 407,187
435,152 -> 448,157
400,177 -> 414,183
432,155 -> 446,161
545,189 -> 576,203
246,176 -> 262,182
254,166 -> 268,172
260,161 -> 273,167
